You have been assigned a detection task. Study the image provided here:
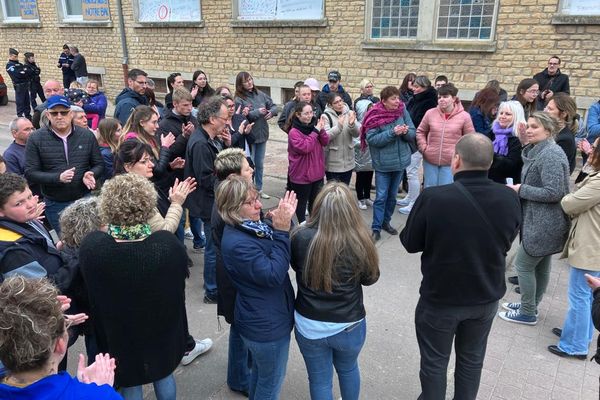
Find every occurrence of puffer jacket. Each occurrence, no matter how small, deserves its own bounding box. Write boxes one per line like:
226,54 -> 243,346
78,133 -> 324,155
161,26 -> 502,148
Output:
322,104 -> 361,173
366,108 -> 415,173
234,90 -> 278,144
25,125 -> 104,202
83,92 -> 108,119
416,98 -> 476,166
114,88 -> 149,125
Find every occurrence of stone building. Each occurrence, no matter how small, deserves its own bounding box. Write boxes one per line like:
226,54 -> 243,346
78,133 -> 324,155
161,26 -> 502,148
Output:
1,0 -> 598,112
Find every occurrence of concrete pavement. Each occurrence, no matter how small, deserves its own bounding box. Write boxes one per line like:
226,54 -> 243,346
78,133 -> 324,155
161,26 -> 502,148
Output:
0,101 -> 598,399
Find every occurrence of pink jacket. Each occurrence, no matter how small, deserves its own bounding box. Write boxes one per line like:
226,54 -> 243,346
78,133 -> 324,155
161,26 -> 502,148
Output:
416,99 -> 475,166
288,127 -> 329,184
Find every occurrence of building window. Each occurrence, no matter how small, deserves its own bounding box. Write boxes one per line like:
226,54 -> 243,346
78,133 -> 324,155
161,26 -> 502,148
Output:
1,0 -> 39,21
57,0 -> 110,22
64,0 -> 82,16
366,0 -> 499,51
371,0 -> 419,39
137,0 -> 201,22
559,0 -> 600,15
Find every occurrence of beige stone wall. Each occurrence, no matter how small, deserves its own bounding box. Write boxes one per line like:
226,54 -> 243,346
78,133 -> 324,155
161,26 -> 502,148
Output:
1,0 -> 598,110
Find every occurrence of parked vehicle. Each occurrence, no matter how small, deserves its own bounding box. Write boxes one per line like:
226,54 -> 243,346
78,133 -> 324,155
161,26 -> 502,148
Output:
0,73 -> 8,106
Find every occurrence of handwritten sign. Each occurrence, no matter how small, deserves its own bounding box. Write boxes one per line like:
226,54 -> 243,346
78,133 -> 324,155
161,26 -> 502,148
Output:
138,0 -> 201,22
238,0 -> 323,20
82,0 -> 110,20
564,0 -> 600,15
19,0 -> 39,20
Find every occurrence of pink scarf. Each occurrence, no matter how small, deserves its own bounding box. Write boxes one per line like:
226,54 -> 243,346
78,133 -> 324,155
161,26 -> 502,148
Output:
360,101 -> 404,150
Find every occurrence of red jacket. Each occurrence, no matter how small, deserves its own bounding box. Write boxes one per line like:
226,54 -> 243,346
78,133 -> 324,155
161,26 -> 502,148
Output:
416,99 -> 475,166
288,127 -> 329,184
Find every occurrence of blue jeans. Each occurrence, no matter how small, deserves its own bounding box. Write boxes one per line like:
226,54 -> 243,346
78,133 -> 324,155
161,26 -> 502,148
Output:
190,215 -> 206,247
175,212 -> 186,243
44,199 -> 75,235
423,160 -> 453,188
241,333 -> 290,400
228,324 -> 252,393
251,141 -> 267,191
295,319 -> 366,400
202,218 -> 217,297
120,373 -> 176,400
372,170 -> 403,231
558,267 -> 600,355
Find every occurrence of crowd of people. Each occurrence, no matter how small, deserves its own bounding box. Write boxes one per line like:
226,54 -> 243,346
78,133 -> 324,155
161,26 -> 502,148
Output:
1,49 -> 600,400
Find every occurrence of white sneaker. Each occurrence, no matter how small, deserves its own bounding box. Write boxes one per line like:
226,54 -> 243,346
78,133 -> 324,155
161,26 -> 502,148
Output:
365,199 -> 374,207
358,200 -> 367,210
184,228 -> 194,240
396,198 -> 410,207
260,191 -> 271,199
181,338 -> 213,366
398,205 -> 413,215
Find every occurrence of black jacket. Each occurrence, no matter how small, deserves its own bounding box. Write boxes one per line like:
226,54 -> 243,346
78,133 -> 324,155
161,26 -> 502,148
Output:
556,126 -> 576,174
408,86 -> 438,129
533,68 -> 570,97
489,136 -> 523,184
5,60 -> 32,86
400,170 -> 522,306
114,88 -> 149,125
317,84 -> 353,113
157,109 -> 199,184
25,125 -> 104,202
71,54 -> 88,78
290,227 -> 379,322
184,126 -> 225,221
25,61 -> 42,84
0,219 -> 77,292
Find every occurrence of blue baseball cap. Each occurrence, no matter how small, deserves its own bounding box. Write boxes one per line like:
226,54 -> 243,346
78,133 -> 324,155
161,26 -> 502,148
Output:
46,95 -> 71,109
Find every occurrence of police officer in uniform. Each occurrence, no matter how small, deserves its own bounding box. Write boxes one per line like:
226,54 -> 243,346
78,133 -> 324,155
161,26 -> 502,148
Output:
24,52 -> 45,110
6,48 -> 33,119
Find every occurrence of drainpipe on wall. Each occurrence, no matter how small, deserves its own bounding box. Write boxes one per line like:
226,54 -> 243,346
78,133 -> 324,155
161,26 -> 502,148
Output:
115,0 -> 129,86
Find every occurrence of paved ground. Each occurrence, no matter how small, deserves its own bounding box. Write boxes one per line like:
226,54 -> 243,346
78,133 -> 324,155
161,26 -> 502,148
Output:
0,101 -> 599,399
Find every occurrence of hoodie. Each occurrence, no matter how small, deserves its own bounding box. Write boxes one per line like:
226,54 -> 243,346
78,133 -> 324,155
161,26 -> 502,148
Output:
113,88 -> 149,125
0,371 -> 122,400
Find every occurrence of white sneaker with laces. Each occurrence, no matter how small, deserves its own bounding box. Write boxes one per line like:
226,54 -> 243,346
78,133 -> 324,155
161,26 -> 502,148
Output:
396,198 -> 410,207
365,199 -> 374,207
181,338 -> 213,366
260,191 -> 271,199
358,200 -> 367,210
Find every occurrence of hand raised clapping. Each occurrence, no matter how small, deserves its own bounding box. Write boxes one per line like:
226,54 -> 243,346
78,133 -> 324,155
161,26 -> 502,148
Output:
270,191 -> 298,232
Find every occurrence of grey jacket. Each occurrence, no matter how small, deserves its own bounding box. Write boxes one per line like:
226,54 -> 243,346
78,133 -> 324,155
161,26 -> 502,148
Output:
234,90 -> 278,144
519,139 -> 570,257
323,104 -> 361,173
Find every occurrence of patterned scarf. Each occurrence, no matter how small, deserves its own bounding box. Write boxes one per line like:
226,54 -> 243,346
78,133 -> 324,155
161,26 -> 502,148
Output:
492,121 -> 514,156
360,101 -> 405,150
108,223 -> 151,240
240,219 -> 273,240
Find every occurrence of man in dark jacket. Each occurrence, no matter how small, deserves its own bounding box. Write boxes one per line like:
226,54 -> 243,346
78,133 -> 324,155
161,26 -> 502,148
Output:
114,68 -> 149,125
533,55 -> 570,108
185,97 -> 230,303
408,76 -> 438,129
57,44 -> 75,89
6,48 -> 33,119
400,134 -> 522,400
317,70 -> 353,112
23,52 -> 45,109
25,95 -> 104,234
69,46 -> 88,86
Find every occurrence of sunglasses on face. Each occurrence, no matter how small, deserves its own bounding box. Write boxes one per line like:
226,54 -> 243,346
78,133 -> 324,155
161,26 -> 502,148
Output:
48,110 -> 70,116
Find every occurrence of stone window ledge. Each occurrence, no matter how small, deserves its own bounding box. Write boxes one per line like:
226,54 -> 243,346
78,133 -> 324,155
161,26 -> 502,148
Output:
551,15 -> 600,25
230,18 -> 328,28
362,40 -> 497,53
132,21 -> 204,28
58,21 -> 113,28
0,21 -> 41,27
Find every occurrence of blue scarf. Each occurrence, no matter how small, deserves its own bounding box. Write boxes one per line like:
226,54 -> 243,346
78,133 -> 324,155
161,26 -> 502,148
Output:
492,121 -> 514,156
241,219 -> 273,240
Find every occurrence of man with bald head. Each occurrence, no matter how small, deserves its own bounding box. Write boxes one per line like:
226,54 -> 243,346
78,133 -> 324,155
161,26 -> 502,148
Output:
400,134 -> 522,400
32,80 -> 63,128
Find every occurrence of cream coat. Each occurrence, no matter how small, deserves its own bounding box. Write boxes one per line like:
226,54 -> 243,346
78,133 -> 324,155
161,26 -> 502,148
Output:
561,171 -> 600,270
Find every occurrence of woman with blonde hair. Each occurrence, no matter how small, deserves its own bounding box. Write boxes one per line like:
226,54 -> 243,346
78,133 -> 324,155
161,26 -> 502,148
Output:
488,100 -> 526,184
499,112 -> 570,325
291,181 -> 380,400
544,92 -> 578,173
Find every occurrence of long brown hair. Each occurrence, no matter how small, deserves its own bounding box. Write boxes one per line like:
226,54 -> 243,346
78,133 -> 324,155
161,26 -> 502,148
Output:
293,182 -> 379,292
515,78 -> 538,118
471,88 -> 500,118
97,117 -> 120,153
120,105 -> 159,158
549,92 -> 578,133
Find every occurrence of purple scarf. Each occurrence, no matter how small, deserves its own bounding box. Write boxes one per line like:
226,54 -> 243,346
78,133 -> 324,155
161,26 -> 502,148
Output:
360,101 -> 405,150
492,121 -> 513,156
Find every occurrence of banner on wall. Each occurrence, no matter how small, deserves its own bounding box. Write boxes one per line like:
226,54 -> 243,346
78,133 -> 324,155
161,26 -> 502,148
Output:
82,0 -> 110,20
19,0 -> 39,20
238,0 -> 323,20
138,0 -> 201,22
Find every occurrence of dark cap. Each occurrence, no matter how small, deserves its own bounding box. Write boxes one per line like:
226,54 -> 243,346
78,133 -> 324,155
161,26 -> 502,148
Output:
47,95 -> 71,110
24,52 -> 34,58
328,70 -> 341,82
63,44 -> 70,50
9,48 -> 18,56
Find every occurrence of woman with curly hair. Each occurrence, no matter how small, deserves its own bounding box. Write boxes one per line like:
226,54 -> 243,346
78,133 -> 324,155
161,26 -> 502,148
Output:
79,173 -> 189,400
0,276 -> 120,399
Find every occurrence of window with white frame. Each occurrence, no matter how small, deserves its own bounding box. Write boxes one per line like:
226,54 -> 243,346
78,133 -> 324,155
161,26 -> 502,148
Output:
368,0 -> 498,43
559,0 -> 600,15
58,0 -> 111,22
1,0 -> 39,21
137,0 -> 201,23
63,0 -> 82,18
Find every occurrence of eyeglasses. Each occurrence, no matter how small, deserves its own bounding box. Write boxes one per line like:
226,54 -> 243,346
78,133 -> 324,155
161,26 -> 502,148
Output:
301,110 -> 314,116
243,197 -> 260,206
526,89 -> 540,94
47,110 -> 70,116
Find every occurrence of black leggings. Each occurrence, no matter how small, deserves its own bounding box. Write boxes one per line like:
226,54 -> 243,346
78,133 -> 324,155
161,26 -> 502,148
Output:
289,179 -> 323,223
355,171 -> 374,200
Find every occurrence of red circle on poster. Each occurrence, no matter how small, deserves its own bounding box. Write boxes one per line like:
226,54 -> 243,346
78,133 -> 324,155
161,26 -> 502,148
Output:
158,5 -> 169,20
